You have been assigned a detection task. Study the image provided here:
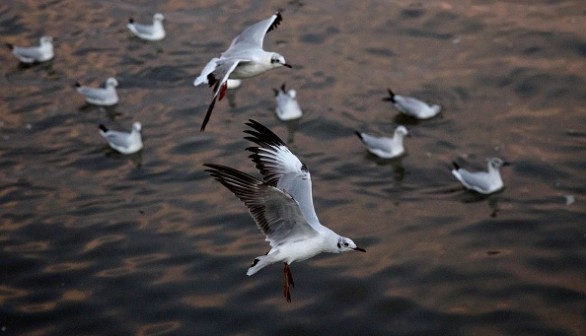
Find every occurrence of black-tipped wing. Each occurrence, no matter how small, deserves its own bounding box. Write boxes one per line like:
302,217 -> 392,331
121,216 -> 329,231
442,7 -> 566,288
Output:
204,163 -> 318,247
243,120 -> 323,232
224,12 -> 283,55
200,60 -> 243,131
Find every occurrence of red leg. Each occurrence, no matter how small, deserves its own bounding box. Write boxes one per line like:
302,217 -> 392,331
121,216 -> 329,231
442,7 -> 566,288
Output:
218,81 -> 228,101
283,263 -> 294,303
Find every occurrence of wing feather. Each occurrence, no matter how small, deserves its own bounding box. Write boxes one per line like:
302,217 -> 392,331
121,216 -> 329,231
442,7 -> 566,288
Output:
204,163 -> 317,246
243,120 -> 322,230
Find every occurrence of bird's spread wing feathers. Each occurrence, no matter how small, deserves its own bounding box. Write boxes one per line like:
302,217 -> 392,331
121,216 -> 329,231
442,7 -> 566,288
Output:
204,163 -> 317,247
199,60 -> 244,131
224,12 -> 282,55
243,120 -> 322,230
194,58 -> 221,86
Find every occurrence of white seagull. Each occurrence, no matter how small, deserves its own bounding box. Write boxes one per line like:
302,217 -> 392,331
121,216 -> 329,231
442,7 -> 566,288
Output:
99,122 -> 143,154
355,126 -> 409,159
273,83 -> 303,121
6,36 -> 54,63
127,13 -> 166,41
204,120 -> 365,302
194,12 -> 292,131
385,88 -> 441,119
75,77 -> 119,106
451,157 -> 510,194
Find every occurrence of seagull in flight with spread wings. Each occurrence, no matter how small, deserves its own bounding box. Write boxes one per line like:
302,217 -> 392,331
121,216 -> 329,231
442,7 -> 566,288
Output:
204,120 -> 365,302
194,12 -> 292,131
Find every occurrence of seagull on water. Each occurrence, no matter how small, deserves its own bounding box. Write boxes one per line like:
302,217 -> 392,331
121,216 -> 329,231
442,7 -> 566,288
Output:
451,157 -> 510,194
385,88 -> 441,119
273,83 -> 302,121
194,12 -> 292,131
75,77 -> 119,106
99,122 -> 143,154
355,126 -> 409,159
204,120 -> 365,302
5,36 -> 54,63
127,13 -> 166,41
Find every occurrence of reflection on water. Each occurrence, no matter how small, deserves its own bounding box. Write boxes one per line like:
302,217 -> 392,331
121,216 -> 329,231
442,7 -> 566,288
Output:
1,0 -> 585,335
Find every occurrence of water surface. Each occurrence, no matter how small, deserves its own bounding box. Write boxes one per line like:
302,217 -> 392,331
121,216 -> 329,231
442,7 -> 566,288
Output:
1,0 -> 585,335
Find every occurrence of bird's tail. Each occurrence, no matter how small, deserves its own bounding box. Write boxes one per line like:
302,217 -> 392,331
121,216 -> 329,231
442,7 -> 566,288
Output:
98,124 -> 109,133
246,255 -> 276,276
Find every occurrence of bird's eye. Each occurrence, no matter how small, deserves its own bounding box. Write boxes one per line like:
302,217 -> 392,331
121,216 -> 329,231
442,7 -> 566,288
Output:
344,242 -> 349,247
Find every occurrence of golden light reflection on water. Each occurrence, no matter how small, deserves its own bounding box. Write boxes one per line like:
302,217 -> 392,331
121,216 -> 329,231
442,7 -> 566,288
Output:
1,0 -> 585,335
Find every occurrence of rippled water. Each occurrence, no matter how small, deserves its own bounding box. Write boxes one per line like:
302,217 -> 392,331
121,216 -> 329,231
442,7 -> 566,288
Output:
1,1 -> 585,335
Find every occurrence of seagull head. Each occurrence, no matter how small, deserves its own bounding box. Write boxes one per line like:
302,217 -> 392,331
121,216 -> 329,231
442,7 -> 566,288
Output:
270,53 -> 292,69
487,157 -> 510,169
395,125 -> 409,138
154,13 -> 164,22
40,36 -> 54,46
431,104 -> 442,114
132,122 -> 142,133
105,77 -> 119,88
337,237 -> 366,253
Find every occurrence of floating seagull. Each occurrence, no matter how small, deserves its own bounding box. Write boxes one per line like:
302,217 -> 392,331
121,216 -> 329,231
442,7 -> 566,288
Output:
451,157 -> 510,194
99,122 -> 143,154
273,83 -> 302,121
75,77 -> 119,106
127,13 -> 166,41
355,126 -> 409,159
194,12 -> 292,131
385,88 -> 441,119
5,36 -> 54,63
204,120 -> 365,302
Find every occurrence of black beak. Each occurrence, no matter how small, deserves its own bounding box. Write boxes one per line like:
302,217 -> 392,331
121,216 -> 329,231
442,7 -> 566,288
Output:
354,247 -> 366,252
283,63 -> 292,69
502,161 -> 512,166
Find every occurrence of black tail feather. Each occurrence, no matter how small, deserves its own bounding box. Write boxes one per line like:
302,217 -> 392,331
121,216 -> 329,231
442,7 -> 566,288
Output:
99,124 -> 109,132
386,88 -> 396,103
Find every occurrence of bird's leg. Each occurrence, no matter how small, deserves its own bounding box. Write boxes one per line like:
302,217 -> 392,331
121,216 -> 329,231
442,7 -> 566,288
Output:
283,262 -> 294,303
218,81 -> 228,101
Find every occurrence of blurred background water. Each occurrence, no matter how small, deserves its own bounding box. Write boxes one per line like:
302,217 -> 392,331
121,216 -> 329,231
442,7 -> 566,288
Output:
1,0 -> 585,335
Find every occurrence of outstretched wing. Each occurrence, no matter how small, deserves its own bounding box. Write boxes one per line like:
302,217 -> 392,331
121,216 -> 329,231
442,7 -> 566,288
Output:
194,57 -> 220,86
204,163 -> 318,247
243,120 -> 323,232
199,59 -> 245,131
223,12 -> 283,55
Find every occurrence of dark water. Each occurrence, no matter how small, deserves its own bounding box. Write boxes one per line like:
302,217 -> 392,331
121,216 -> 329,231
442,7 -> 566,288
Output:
1,0 -> 585,335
